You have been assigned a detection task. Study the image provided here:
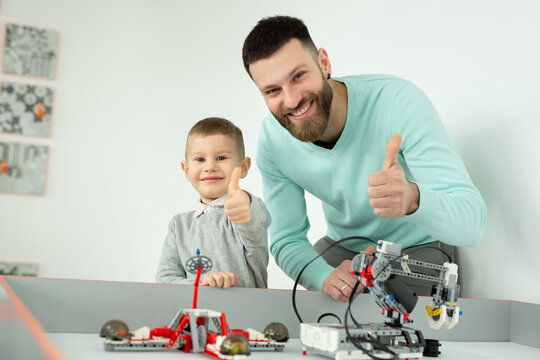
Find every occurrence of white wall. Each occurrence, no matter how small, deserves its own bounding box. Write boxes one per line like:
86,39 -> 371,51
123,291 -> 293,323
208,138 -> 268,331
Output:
0,0 -> 539,303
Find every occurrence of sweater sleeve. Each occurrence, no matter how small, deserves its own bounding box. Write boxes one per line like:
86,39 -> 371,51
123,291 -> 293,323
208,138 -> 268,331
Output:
155,217 -> 192,284
233,194 -> 271,288
256,123 -> 334,290
392,82 -> 487,246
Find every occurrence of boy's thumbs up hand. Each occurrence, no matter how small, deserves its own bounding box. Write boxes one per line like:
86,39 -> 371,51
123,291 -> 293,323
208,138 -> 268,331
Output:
366,134 -> 419,218
225,167 -> 251,224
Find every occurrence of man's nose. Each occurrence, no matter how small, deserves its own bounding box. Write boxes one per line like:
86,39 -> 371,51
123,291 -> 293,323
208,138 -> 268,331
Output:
283,87 -> 302,110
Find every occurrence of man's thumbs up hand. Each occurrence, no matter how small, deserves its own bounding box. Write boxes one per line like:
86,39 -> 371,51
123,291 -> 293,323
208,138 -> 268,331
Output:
225,167 -> 251,224
367,134 -> 419,218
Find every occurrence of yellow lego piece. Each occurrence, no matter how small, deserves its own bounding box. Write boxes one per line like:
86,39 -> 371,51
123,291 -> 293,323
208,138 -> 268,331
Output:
426,305 -> 442,317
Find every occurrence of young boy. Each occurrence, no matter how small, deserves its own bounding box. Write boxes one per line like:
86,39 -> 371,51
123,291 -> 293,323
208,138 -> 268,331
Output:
155,117 -> 270,288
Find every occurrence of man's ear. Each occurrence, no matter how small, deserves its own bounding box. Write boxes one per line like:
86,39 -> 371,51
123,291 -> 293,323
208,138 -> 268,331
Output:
239,157 -> 251,179
181,160 -> 190,181
318,48 -> 332,78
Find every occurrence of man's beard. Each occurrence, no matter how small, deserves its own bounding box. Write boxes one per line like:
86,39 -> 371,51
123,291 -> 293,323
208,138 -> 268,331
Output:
273,76 -> 333,142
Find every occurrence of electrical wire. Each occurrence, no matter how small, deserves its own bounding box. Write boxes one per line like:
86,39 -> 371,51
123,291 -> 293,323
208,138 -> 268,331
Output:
406,245 -> 453,263
343,279 -> 398,360
317,313 -> 342,325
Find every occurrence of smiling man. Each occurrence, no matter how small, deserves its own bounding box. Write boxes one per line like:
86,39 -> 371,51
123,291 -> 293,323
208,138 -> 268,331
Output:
242,16 -> 486,301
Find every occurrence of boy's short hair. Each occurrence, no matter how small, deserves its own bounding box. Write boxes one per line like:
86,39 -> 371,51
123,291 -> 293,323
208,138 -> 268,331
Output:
242,15 -> 318,77
186,117 -> 245,159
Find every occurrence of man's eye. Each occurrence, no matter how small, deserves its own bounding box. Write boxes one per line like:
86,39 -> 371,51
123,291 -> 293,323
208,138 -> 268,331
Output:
266,88 -> 279,95
294,72 -> 304,80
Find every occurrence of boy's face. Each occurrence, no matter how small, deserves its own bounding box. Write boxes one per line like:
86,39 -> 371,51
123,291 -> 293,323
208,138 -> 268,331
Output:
181,134 -> 250,204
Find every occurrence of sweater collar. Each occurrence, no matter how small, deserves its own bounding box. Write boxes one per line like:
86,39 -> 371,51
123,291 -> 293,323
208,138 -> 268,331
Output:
193,194 -> 227,218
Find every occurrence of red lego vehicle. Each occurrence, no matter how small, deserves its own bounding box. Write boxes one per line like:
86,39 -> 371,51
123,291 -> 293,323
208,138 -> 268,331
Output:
100,251 -> 288,359
100,310 -> 288,359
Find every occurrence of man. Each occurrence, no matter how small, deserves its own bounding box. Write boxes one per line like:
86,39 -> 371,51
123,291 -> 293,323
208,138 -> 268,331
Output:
242,16 -> 486,302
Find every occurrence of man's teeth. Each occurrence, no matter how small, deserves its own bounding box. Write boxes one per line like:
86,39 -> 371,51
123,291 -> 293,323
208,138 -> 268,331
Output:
291,101 -> 311,116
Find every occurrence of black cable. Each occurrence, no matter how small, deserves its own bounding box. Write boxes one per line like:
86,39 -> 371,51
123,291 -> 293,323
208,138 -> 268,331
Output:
347,253 -> 406,359
317,313 -> 342,325
343,279 -> 398,360
292,236 -> 377,323
405,246 -> 453,263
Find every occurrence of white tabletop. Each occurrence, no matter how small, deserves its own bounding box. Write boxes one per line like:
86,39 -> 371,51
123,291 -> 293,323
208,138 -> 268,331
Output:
48,333 -> 540,360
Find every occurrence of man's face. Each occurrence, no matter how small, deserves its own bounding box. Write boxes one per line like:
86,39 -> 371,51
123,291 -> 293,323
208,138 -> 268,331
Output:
249,39 -> 333,142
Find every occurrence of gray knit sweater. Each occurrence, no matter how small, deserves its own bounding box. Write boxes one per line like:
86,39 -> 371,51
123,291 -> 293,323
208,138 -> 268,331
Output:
155,194 -> 271,288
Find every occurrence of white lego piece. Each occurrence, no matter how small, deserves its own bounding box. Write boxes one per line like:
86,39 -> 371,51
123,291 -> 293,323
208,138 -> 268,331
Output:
443,262 -> 458,285
426,303 -> 447,330
377,240 -> 402,256
444,306 -> 460,329
400,254 -> 412,273
301,323 -> 339,353
130,326 -> 151,340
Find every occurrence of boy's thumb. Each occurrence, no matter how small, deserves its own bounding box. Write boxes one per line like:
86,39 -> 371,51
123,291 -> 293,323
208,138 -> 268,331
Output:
228,167 -> 241,196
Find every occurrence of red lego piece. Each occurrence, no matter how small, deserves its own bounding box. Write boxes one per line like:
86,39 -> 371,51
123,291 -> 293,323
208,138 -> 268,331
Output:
220,313 -> 229,336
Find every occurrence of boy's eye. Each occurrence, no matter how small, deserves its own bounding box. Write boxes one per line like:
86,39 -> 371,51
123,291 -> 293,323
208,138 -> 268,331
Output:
194,157 -> 204,162
217,156 -> 227,161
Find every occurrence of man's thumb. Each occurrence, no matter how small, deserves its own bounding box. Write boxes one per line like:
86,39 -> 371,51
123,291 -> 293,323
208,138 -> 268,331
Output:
382,134 -> 402,170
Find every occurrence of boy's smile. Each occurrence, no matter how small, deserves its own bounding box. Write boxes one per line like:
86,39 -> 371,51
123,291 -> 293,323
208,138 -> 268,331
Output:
201,176 -> 223,183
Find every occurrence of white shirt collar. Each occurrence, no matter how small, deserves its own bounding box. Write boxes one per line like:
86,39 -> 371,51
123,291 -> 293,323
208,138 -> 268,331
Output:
193,194 -> 228,218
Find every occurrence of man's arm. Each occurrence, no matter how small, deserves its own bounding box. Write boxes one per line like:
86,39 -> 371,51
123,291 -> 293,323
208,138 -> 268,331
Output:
257,126 -> 334,290
386,82 -> 487,245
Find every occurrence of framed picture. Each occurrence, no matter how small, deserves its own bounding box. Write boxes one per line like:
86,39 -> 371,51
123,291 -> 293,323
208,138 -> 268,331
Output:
2,23 -> 59,79
0,142 -> 48,195
0,261 -> 38,276
0,82 -> 54,136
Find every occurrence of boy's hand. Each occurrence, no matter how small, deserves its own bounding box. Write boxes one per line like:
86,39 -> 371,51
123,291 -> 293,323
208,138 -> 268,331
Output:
201,271 -> 239,289
225,167 -> 251,224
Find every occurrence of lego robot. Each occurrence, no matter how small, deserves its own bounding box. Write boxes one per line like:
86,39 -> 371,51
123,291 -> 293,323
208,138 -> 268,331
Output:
301,240 -> 461,359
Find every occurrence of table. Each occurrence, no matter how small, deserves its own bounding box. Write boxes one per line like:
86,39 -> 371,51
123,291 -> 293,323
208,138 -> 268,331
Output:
2,276 -> 540,359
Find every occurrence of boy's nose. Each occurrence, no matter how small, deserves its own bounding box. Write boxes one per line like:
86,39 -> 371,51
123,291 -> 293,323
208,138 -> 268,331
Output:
203,161 -> 217,171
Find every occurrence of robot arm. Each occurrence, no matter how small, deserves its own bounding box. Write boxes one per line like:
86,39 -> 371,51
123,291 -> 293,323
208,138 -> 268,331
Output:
352,240 -> 461,329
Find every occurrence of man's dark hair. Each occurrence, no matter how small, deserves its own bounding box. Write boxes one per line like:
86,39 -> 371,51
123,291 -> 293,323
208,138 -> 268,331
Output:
242,16 -> 318,77
186,117 -> 245,159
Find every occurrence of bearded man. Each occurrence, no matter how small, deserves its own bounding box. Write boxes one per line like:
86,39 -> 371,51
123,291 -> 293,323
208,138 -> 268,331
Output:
242,16 -> 486,301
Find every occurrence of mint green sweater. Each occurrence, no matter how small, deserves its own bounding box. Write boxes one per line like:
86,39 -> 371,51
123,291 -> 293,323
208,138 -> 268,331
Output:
257,75 -> 486,290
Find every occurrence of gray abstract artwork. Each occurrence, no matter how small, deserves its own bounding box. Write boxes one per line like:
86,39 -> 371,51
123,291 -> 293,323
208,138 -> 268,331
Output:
2,23 -> 59,78
0,142 -> 48,195
0,262 -> 38,276
0,82 -> 53,135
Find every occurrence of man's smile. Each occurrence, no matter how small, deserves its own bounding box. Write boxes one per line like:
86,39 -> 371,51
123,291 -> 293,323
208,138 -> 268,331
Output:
288,100 -> 314,121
